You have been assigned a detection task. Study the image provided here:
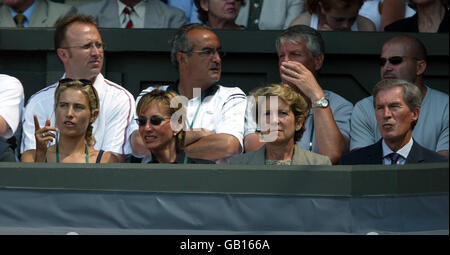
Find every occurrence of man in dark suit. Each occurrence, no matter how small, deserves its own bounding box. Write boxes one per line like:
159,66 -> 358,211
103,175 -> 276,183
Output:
340,79 -> 448,165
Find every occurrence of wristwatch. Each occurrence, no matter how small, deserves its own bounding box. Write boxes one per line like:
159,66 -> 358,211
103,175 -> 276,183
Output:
312,97 -> 329,108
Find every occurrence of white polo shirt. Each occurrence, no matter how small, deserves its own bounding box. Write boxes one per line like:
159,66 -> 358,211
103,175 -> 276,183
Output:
21,73 -> 136,155
0,74 -> 24,139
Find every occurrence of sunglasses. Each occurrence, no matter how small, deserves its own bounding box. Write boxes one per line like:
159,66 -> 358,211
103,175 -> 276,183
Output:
59,78 -> 92,86
379,56 -> 419,66
136,115 -> 169,126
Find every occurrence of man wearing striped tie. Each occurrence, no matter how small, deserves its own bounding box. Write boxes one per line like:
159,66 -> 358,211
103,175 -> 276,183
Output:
76,0 -> 186,29
339,79 -> 448,165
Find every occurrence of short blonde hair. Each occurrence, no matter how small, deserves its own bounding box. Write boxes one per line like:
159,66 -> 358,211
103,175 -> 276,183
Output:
136,89 -> 185,151
251,84 -> 309,142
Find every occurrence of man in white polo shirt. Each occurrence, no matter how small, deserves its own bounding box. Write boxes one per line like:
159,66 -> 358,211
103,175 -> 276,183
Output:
130,23 -> 246,162
20,14 -> 136,162
0,74 -> 24,162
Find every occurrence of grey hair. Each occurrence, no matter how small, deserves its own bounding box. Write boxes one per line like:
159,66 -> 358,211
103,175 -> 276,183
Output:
275,25 -> 324,57
372,79 -> 422,128
170,23 -> 213,69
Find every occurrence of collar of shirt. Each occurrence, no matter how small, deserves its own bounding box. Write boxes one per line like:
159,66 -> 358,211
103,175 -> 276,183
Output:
117,0 -> 147,28
7,0 -> 37,28
382,137 -> 413,164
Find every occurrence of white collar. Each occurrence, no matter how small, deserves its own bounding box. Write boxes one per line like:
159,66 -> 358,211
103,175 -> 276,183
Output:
382,137 -> 413,159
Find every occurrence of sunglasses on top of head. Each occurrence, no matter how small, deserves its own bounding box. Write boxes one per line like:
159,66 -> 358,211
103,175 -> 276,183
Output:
59,78 -> 92,86
379,56 -> 420,66
136,115 -> 169,126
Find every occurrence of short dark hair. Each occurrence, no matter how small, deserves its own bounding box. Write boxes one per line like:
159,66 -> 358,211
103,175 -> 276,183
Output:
276,25 -> 324,57
54,14 -> 98,50
170,23 -> 213,69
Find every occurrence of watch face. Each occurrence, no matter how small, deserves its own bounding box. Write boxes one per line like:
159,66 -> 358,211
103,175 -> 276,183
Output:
321,98 -> 329,107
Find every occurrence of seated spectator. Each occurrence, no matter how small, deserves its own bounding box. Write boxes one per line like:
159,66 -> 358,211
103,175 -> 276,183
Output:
244,25 -> 353,164
23,79 -> 118,163
350,35 -> 449,157
235,0 -> 305,29
194,0 -> 245,29
0,74 -> 24,162
0,0 -> 76,28
290,0 -> 376,31
384,0 -> 448,33
130,23 -> 247,163
130,89 -> 213,163
76,0 -> 186,28
358,0 -> 416,31
20,14 -> 137,162
340,79 -> 448,164
166,0 -> 201,23
229,84 -> 331,165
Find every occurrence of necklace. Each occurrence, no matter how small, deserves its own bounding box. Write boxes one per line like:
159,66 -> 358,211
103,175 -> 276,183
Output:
56,141 -> 89,163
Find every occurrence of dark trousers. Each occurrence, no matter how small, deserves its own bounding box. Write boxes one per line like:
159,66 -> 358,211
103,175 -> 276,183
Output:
0,147 -> 16,162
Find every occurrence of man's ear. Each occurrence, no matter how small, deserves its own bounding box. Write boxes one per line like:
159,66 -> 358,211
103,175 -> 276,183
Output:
411,107 -> 420,122
200,0 -> 209,11
57,48 -> 68,62
314,53 -> 324,72
416,59 -> 426,76
176,52 -> 186,66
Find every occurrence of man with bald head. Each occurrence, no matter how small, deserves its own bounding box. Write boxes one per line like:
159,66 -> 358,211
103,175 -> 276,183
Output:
350,35 -> 449,157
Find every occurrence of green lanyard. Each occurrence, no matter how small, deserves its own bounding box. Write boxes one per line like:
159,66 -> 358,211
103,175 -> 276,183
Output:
183,91 -> 205,164
309,117 -> 314,152
56,133 -> 89,163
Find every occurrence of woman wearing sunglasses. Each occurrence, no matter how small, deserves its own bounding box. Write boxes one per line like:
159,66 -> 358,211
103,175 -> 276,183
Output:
228,84 -> 331,165
131,89 -> 213,164
22,79 -> 118,163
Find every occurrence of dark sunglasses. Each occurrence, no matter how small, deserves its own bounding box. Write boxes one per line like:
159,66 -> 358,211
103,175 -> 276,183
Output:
379,56 -> 419,66
136,115 -> 168,126
59,78 -> 92,86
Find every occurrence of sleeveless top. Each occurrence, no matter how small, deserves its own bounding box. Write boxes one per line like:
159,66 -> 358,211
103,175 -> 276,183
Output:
310,13 -> 358,31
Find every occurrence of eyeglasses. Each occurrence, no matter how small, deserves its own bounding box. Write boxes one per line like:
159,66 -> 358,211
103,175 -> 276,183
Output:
61,42 -> 106,51
379,56 -> 419,66
183,48 -> 226,58
136,115 -> 169,126
59,78 -> 92,86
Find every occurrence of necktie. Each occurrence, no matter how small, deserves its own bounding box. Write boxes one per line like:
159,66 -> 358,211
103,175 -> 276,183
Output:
123,6 -> 134,29
387,152 -> 400,165
14,13 -> 26,28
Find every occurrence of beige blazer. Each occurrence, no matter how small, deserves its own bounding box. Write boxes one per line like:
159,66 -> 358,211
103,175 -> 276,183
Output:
235,0 -> 304,29
0,0 -> 76,28
228,144 -> 332,165
76,0 -> 186,28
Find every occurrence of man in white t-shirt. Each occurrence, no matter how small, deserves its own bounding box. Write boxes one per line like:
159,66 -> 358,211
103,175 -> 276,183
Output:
130,23 -> 246,162
0,74 -> 24,162
21,14 -> 136,162
350,35 -> 449,158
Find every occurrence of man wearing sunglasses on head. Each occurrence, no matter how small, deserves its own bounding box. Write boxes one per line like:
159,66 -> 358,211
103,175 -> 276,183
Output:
129,23 -> 246,162
20,14 -> 136,162
350,35 -> 449,158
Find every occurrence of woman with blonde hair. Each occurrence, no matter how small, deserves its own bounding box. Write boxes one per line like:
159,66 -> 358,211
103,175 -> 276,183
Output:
290,0 -> 376,31
228,84 -> 331,165
23,78 -> 117,163
131,89 -> 213,164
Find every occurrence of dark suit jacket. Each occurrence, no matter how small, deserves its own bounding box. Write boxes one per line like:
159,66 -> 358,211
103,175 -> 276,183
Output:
339,139 -> 448,165
77,0 -> 186,28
